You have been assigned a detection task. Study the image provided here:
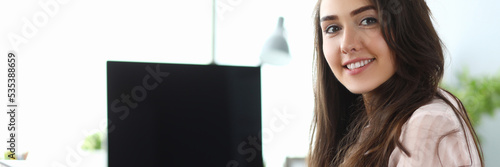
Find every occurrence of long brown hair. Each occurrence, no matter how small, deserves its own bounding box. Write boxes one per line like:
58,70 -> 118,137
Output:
308,0 -> 484,166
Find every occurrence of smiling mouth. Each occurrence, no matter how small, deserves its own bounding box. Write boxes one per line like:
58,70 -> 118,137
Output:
343,58 -> 375,70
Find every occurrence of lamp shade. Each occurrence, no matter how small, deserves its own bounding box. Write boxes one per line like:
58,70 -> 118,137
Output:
260,17 -> 291,65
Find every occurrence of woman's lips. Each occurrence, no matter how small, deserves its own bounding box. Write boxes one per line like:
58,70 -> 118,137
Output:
344,58 -> 375,70
344,58 -> 375,75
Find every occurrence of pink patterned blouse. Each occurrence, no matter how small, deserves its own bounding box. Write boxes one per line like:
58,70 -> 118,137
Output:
388,91 -> 481,166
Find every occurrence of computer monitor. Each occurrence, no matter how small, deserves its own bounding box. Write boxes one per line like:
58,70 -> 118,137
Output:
107,61 -> 263,167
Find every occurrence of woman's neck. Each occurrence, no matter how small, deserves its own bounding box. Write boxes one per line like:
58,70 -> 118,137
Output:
362,93 -> 373,115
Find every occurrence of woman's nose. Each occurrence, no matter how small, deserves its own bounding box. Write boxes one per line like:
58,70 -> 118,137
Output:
340,27 -> 361,54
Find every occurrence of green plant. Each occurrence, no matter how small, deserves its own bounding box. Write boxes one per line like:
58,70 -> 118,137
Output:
81,132 -> 103,150
442,69 -> 500,126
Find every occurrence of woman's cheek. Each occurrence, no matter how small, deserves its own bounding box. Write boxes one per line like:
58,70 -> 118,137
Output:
323,43 -> 341,71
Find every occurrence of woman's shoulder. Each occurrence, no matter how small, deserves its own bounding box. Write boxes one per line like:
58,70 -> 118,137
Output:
405,91 -> 462,134
389,89 -> 481,166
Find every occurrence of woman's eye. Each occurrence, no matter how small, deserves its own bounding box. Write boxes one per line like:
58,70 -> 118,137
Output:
360,17 -> 378,26
325,25 -> 341,34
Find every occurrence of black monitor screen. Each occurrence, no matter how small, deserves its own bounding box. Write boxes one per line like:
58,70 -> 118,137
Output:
107,61 -> 263,167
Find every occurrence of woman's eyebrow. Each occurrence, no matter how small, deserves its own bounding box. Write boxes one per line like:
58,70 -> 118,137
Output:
320,5 -> 376,22
320,15 -> 338,22
351,5 -> 376,16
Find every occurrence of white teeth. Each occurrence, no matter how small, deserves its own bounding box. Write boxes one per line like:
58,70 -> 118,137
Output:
346,59 -> 373,70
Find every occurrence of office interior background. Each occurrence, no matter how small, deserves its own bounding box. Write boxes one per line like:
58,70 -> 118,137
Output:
0,0 -> 499,166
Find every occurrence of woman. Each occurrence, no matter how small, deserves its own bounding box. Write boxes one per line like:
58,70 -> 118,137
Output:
308,0 -> 483,166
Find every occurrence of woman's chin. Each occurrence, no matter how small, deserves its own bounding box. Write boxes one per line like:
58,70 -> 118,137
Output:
345,86 -> 374,95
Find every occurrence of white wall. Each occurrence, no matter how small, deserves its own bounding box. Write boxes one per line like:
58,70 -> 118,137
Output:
0,0 -> 212,166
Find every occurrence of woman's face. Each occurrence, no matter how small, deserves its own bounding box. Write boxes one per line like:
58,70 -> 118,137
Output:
320,0 -> 396,94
